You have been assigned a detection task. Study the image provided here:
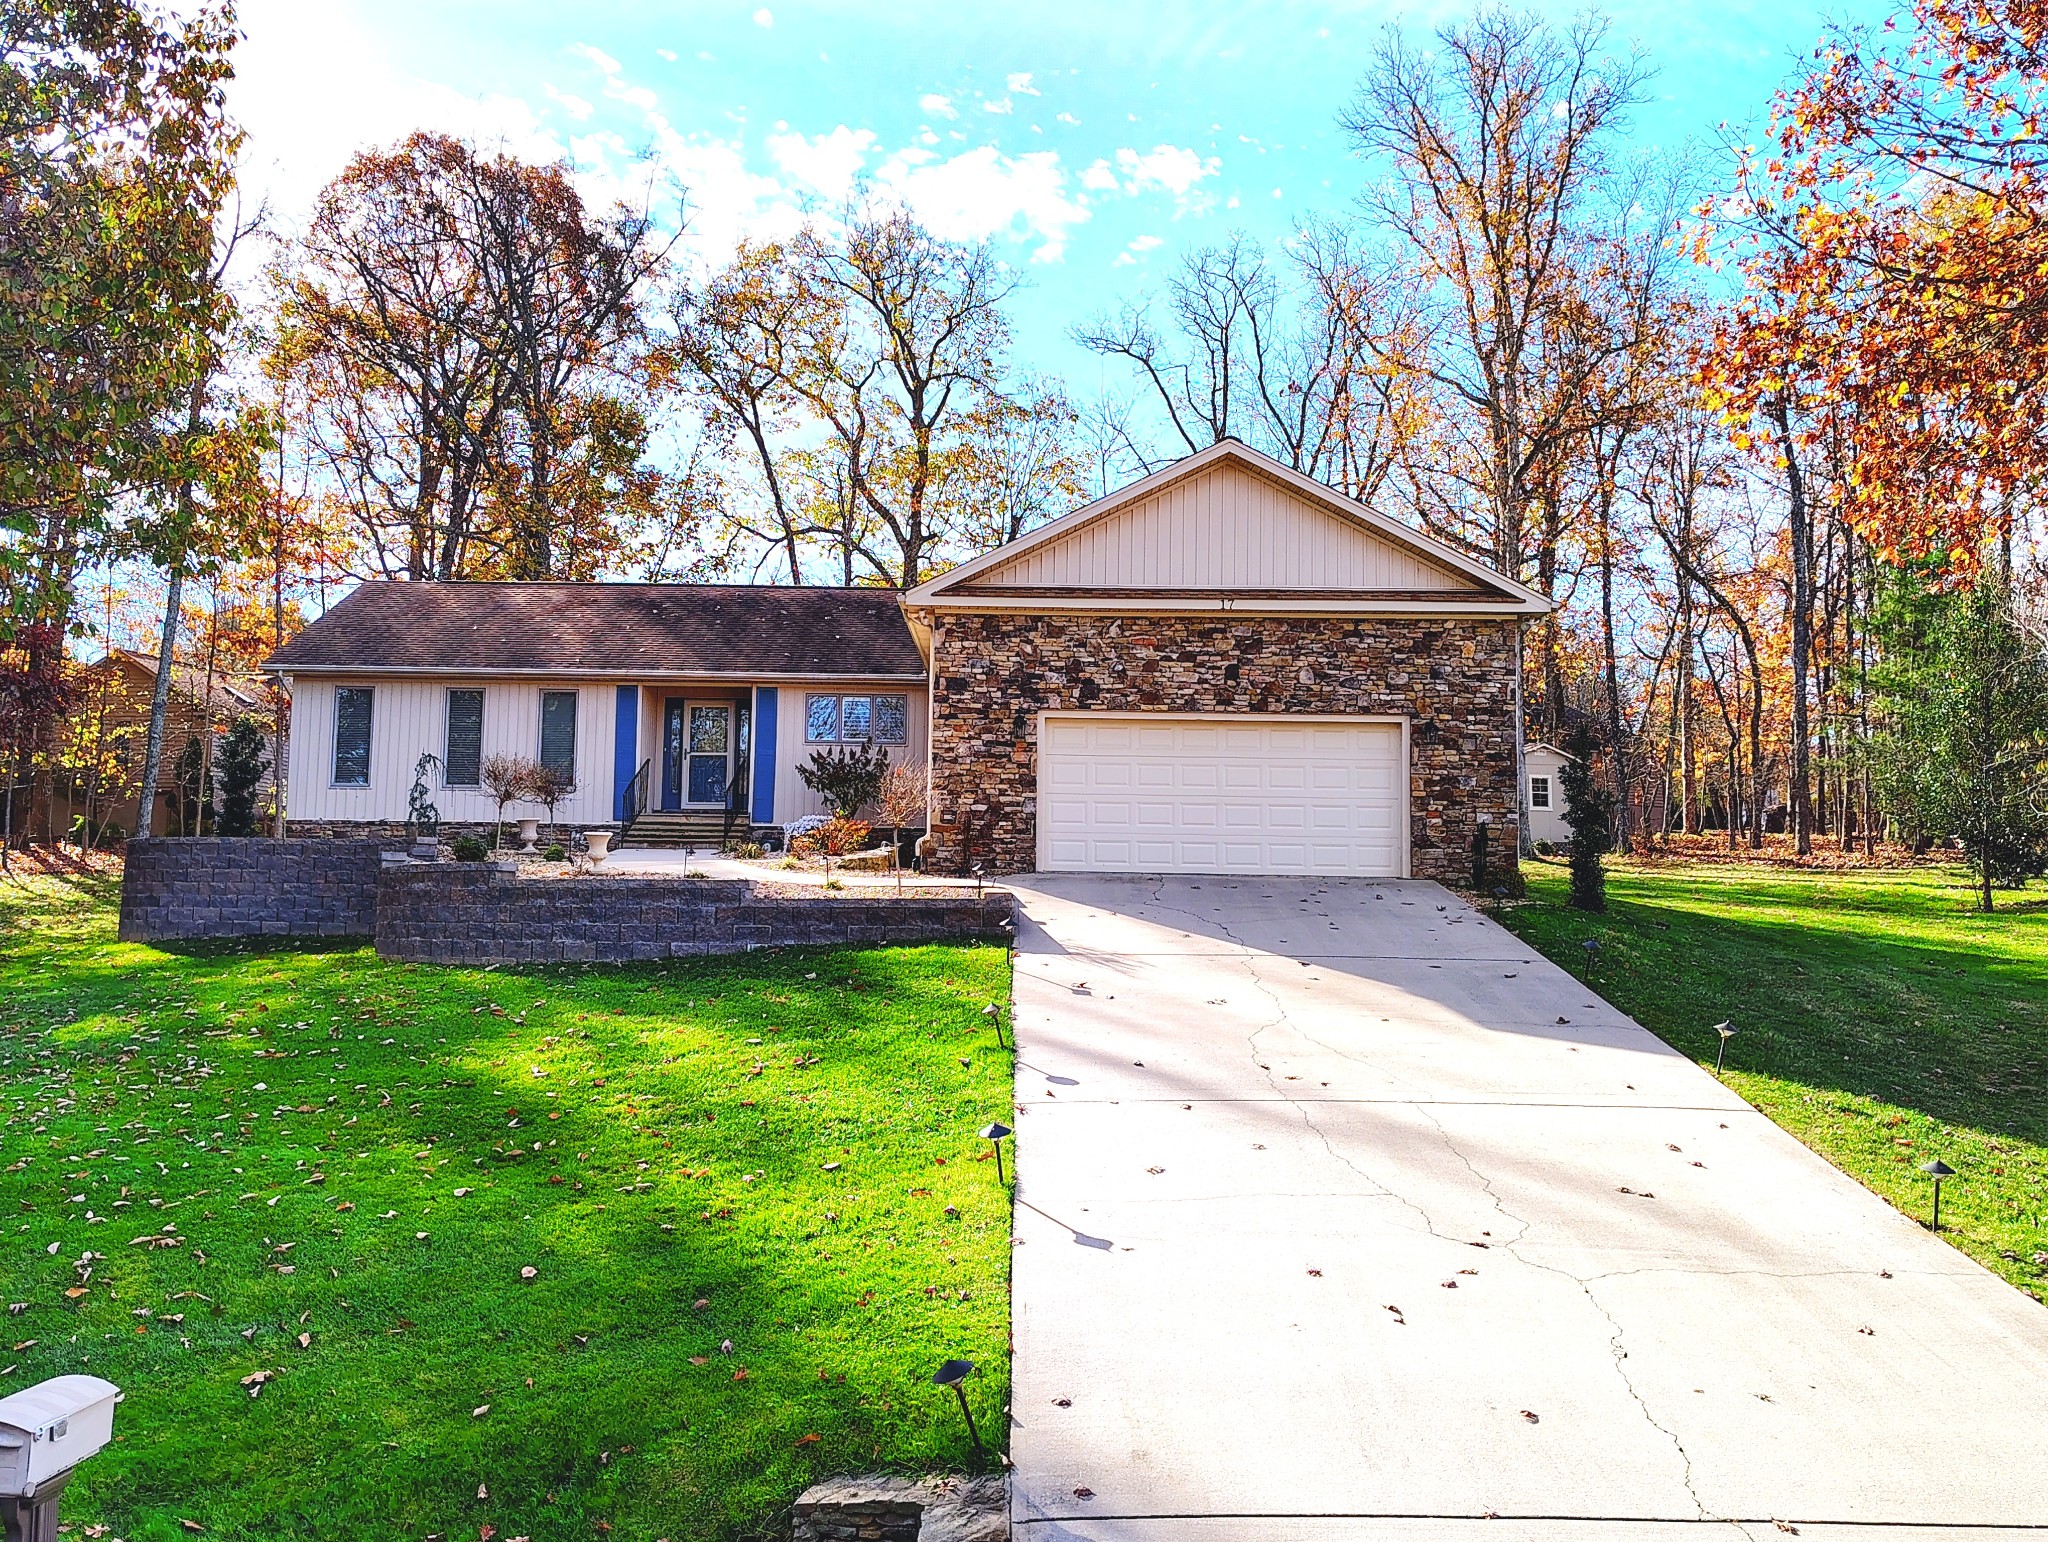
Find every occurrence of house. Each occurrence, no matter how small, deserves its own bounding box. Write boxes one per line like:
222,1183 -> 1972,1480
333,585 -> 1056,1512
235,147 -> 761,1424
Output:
264,584 -> 926,846
1523,741 -> 1573,846
265,441 -> 1550,881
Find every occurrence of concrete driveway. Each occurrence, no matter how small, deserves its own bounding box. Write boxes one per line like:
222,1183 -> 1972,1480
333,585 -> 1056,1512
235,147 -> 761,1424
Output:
1004,876 -> 2048,1541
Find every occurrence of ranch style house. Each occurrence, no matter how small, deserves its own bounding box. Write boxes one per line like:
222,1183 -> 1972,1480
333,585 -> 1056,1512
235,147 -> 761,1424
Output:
265,440 -> 1551,883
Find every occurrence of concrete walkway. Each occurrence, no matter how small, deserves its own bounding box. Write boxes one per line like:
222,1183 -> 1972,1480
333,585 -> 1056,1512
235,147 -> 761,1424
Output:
1005,875 -> 2048,1541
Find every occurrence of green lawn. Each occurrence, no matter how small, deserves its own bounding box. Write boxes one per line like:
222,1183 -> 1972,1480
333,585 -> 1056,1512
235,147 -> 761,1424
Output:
0,870 -> 1013,1542
1504,859 -> 2048,1301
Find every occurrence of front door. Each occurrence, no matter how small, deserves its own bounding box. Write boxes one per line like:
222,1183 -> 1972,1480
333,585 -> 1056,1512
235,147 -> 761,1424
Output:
684,702 -> 732,806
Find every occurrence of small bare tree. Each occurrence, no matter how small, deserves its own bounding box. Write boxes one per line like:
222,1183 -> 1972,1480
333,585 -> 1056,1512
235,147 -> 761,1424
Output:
529,761 -> 575,833
480,753 -> 539,849
875,761 -> 928,893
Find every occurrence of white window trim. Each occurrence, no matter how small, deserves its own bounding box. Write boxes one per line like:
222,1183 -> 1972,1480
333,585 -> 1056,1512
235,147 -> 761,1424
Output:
331,685 -> 374,789
805,691 -> 910,746
443,687 -> 485,788
538,689 -> 579,776
1529,774 -> 1552,810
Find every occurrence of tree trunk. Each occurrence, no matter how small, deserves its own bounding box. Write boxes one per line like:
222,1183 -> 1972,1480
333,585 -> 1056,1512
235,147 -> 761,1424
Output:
1599,491 -> 1629,846
1770,398 -> 1815,855
136,561 -> 184,841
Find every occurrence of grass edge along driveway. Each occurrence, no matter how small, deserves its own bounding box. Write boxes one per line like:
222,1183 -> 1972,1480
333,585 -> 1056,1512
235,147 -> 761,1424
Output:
1504,859 -> 2048,1303
0,870 -> 1014,1542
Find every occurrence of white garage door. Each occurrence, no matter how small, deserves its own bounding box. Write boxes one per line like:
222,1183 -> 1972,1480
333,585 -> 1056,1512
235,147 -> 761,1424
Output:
1037,714 -> 1406,876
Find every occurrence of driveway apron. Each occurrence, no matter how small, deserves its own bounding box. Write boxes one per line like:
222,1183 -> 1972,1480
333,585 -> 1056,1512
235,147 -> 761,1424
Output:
1004,875 -> 2048,1541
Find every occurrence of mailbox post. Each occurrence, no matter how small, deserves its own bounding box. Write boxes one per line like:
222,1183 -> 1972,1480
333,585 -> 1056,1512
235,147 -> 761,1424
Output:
0,1376 -> 122,1542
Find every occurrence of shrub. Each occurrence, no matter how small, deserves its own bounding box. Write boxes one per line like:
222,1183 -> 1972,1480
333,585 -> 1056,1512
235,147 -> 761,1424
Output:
450,835 -> 489,862
791,816 -> 871,861
480,754 -> 541,849
214,718 -> 270,836
796,743 -> 891,818
1534,838 -> 1556,857
724,840 -> 764,859
1559,723 -> 1613,913
544,843 -> 566,862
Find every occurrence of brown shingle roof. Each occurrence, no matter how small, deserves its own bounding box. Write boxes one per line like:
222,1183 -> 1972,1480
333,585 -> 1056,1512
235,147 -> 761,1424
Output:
265,582 -> 924,679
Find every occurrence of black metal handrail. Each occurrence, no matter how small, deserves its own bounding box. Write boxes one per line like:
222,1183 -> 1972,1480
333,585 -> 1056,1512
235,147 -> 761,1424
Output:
620,757 -> 652,827
722,762 -> 747,842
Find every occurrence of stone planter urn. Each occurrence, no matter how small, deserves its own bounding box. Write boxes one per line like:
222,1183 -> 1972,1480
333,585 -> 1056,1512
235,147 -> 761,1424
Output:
516,817 -> 541,852
584,830 -> 612,862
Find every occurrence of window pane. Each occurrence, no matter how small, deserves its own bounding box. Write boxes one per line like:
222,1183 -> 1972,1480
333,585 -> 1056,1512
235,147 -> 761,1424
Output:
689,705 -> 728,754
1530,776 -> 1550,810
333,688 -> 373,785
872,695 -> 908,745
444,690 -> 483,785
539,691 -> 577,777
806,694 -> 839,742
839,695 -> 872,741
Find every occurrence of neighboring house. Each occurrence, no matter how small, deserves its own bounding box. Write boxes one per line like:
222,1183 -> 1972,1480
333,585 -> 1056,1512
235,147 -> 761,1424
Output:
1524,741 -> 1573,846
41,649 -> 276,842
266,441 -> 1551,881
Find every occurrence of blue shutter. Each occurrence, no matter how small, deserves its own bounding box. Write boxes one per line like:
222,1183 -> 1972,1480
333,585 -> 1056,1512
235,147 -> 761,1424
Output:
750,687 -> 778,823
613,685 -> 637,820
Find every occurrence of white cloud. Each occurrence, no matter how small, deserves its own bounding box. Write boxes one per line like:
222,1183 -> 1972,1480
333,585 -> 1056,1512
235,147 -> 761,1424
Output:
766,125 -> 879,204
1079,160 -> 1118,192
571,43 -> 622,75
983,96 -> 1013,115
1113,144 -> 1220,198
919,92 -> 957,120
545,85 -> 595,122
656,48 -> 677,62
1112,231 -> 1163,268
1056,111 -> 1080,126
1006,72 -> 1040,96
227,0 -> 570,226
753,7 -> 774,27
872,145 -> 1088,261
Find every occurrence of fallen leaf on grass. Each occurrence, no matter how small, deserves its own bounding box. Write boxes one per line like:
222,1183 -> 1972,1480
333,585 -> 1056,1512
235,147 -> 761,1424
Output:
472,1404 -> 489,1418
795,1433 -> 819,1447
520,1267 -> 537,1281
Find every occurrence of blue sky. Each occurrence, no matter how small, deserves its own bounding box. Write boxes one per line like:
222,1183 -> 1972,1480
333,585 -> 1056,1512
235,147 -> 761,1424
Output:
228,0 -> 1891,382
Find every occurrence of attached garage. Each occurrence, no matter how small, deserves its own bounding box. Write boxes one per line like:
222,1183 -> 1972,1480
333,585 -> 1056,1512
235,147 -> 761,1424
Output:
904,440 -> 1551,887
1037,714 -> 1406,876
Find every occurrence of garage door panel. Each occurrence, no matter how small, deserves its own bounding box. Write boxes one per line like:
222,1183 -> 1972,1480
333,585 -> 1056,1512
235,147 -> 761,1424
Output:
1038,714 -> 1406,877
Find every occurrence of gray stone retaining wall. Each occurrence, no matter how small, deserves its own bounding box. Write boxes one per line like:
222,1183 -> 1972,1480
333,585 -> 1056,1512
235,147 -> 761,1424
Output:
118,837 -> 392,943
375,867 -> 1013,966
116,839 -> 1012,963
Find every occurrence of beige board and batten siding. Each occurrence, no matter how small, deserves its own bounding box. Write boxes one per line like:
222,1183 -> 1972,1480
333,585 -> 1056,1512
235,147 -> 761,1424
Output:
772,683 -> 929,825
285,677 -> 615,827
969,460 -> 1484,593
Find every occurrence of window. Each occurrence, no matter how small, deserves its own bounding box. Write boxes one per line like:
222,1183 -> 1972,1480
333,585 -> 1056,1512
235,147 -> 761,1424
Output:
333,687 -> 373,785
1529,774 -> 1552,810
443,689 -> 484,786
539,690 -> 578,777
805,693 -> 909,745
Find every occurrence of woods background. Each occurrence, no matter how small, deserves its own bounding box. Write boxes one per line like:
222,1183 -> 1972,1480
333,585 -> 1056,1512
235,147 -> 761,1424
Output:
4,0 -> 2047,891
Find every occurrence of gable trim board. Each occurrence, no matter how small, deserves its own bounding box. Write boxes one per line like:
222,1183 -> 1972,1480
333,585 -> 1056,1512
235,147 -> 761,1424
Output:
906,439 -> 1551,618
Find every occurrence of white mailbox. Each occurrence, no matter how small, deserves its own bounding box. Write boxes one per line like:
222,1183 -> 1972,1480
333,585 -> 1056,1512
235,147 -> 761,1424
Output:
0,1376 -> 121,1496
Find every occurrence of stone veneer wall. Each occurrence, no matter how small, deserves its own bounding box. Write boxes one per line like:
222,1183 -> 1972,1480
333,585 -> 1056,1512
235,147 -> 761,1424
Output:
923,611 -> 1523,887
118,837 -> 393,942
375,868 -> 1013,966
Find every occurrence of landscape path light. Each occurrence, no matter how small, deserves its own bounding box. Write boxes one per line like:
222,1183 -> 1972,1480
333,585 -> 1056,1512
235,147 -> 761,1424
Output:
983,1002 -> 1008,1050
980,1121 -> 1013,1185
1921,1158 -> 1955,1231
932,1358 -> 983,1455
1713,1020 -> 1736,1076
1580,937 -> 1601,979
